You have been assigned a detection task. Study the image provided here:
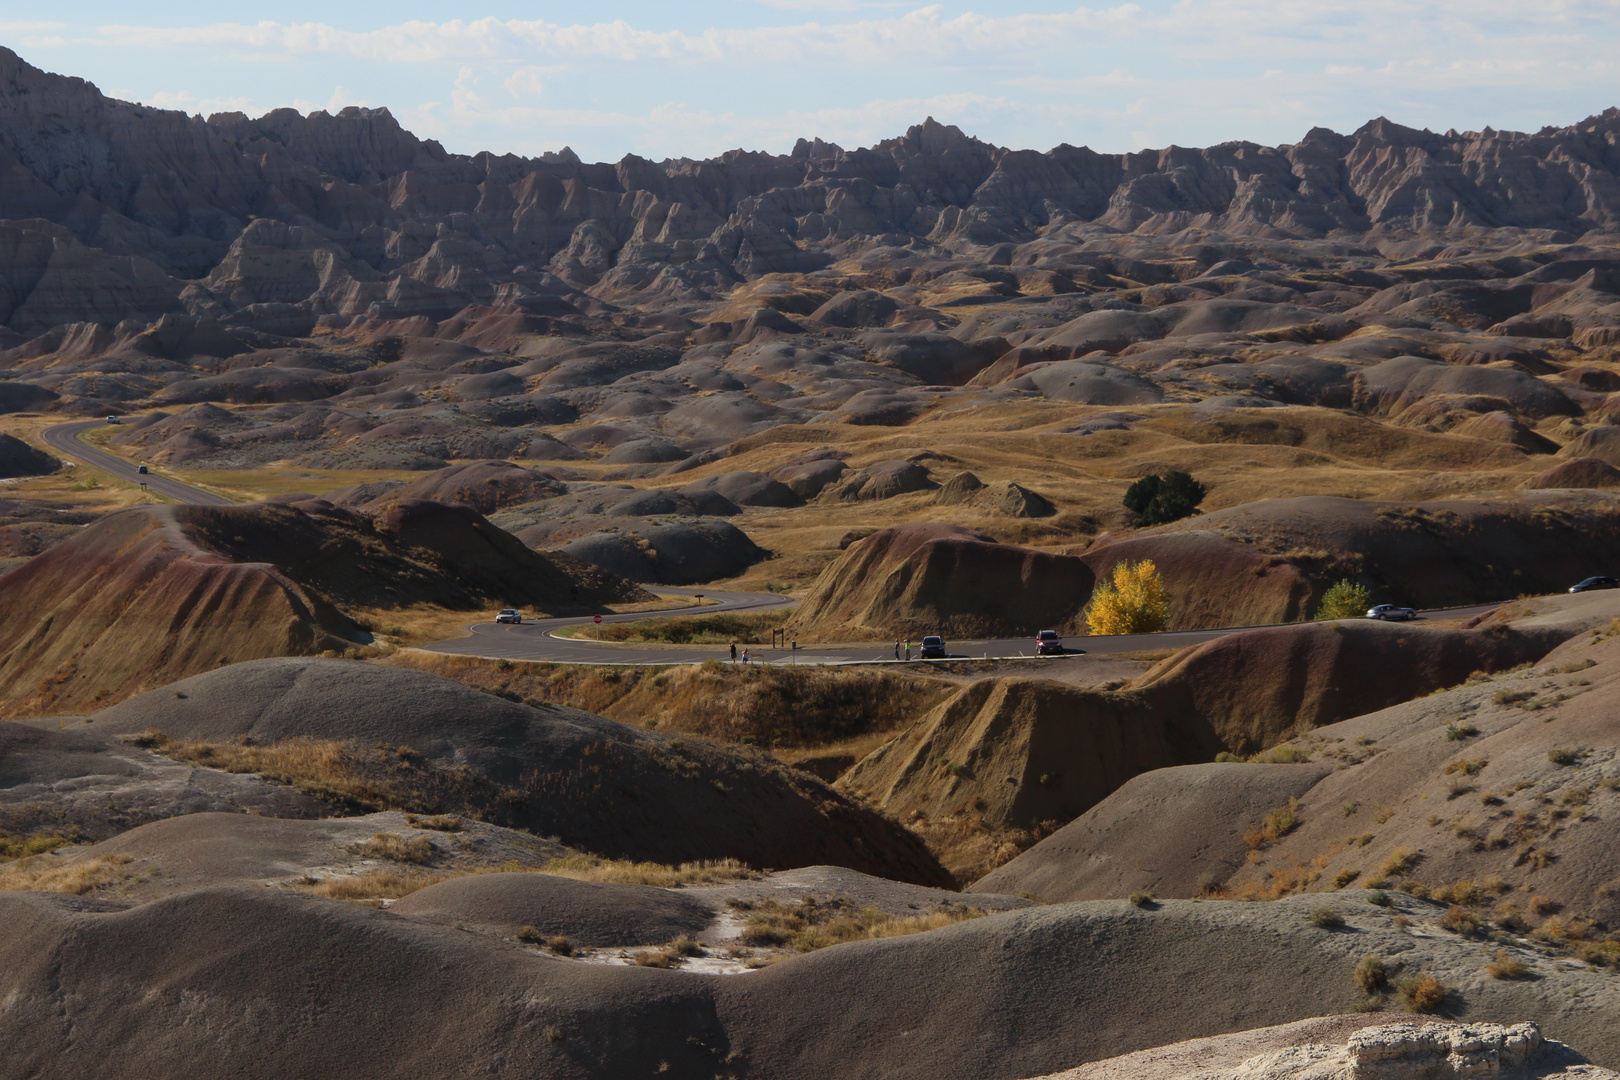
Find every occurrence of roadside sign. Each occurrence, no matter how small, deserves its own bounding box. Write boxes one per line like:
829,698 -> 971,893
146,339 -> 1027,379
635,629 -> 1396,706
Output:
594,615 -> 603,623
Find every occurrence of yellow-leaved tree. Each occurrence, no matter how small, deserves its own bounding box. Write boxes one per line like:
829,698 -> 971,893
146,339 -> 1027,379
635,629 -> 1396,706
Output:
1085,559 -> 1170,635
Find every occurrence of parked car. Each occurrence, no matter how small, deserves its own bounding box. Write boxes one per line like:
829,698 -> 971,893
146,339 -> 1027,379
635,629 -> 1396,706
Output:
1366,604 -> 1417,621
495,609 -> 523,624
1570,576 -> 1619,593
1035,630 -> 1064,655
919,635 -> 946,659
136,465 -> 148,474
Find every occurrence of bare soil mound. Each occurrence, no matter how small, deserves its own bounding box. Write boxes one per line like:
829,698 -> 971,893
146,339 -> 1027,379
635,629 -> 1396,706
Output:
1523,457 -> 1620,489
981,592 -> 1620,922
973,763 -> 1332,902
364,460 -> 567,513
4,887 -> 1614,1080
80,657 -> 951,883
789,523 -> 1094,638
0,720 -> 330,847
5,810 -> 570,901
0,433 -> 58,478
392,873 -> 713,946
1086,493 -> 1620,628
557,517 -> 766,584
845,620 -> 1560,880
0,501 -> 643,715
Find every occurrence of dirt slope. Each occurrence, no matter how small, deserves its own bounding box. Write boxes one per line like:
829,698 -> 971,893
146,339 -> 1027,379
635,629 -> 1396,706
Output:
77,657 -> 951,883
3,887 -> 1616,1080
980,592 -> 1620,922
842,618 -> 1558,879
1083,493 -> 1620,629
788,522 -> 1094,639
0,500 -> 643,715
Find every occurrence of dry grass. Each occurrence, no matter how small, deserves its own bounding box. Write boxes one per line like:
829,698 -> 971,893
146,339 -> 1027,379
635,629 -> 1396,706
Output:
1310,906 -> 1346,929
296,853 -> 758,903
350,832 -> 437,865
902,808 -> 1058,884
1487,952 -> 1530,979
0,853 -> 139,895
384,652 -> 955,751
1354,956 -> 1389,993
0,832 -> 78,861
538,855 -> 761,887
1380,849 -> 1420,878
1244,798 -> 1301,849
297,869 -> 446,901
734,895 -> 986,952
145,732 -> 420,813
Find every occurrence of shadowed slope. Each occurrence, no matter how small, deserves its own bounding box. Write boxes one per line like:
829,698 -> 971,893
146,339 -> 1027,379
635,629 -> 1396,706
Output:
842,619 -> 1562,879
979,592 -> 1620,917
78,657 -> 951,883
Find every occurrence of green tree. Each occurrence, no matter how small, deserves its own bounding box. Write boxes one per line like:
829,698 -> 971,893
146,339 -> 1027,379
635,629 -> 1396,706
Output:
1086,559 -> 1170,636
1315,579 -> 1372,620
1123,470 -> 1207,526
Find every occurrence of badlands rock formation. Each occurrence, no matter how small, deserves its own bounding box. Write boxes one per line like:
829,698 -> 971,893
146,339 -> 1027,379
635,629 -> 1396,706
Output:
0,499 -> 644,714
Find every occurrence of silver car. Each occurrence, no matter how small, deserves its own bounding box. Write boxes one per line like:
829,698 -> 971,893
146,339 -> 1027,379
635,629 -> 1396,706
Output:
1366,604 -> 1416,621
495,609 -> 523,624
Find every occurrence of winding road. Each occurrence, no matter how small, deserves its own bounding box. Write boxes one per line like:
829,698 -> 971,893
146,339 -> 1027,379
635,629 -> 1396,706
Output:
421,599 -> 1507,667
41,418 -> 233,505
40,417 -> 1508,669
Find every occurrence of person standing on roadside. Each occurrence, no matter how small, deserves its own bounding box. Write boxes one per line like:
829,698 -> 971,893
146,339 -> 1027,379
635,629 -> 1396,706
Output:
730,641 -> 738,663
893,640 -> 900,661
904,640 -> 911,662
742,648 -> 750,664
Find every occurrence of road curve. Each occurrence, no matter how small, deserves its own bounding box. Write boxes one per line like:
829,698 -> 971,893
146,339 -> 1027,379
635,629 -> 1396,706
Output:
34,422 -> 1511,669
421,600 -> 1507,668
41,419 -> 234,505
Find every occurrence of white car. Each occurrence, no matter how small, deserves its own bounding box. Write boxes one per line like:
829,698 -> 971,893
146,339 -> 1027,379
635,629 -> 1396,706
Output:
495,609 -> 523,624
1366,604 -> 1417,621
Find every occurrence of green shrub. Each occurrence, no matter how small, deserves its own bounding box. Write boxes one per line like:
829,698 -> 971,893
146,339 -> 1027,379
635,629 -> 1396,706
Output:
1315,580 -> 1372,620
1123,471 -> 1206,527
1310,907 -> 1346,929
1354,955 -> 1389,993
1128,891 -> 1155,908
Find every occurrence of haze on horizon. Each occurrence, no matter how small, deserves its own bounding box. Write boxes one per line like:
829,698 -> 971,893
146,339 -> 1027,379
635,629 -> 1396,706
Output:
4,1 -> 1619,164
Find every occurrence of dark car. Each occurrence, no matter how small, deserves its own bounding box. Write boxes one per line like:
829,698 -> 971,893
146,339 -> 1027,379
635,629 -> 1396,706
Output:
919,635 -> 946,659
136,465 -> 148,474
1366,604 -> 1417,621
1035,630 -> 1064,655
1570,576 -> 1620,593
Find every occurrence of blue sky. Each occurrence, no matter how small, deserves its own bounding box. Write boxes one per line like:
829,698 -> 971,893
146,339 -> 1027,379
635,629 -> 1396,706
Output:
4,2 -> 1619,162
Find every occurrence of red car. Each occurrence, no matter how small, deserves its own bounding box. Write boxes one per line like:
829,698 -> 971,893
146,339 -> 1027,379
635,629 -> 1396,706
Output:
1035,630 -> 1064,656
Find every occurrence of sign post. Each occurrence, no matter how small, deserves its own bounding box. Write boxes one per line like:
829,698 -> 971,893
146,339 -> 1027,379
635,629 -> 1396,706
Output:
593,613 -> 602,641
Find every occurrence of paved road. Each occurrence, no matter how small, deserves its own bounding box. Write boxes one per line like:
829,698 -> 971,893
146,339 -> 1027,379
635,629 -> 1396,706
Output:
42,419 -> 234,505
422,599 -> 1507,668
36,420 -> 1509,668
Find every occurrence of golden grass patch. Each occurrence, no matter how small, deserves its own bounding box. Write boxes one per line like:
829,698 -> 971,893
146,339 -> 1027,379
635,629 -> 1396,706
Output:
0,853 -> 138,895
734,895 -> 986,953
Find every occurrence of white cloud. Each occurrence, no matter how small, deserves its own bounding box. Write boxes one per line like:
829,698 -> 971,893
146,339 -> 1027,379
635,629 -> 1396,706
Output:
26,3 -> 1620,160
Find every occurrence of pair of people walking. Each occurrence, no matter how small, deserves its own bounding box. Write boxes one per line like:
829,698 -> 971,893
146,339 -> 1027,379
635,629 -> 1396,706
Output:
729,641 -> 749,664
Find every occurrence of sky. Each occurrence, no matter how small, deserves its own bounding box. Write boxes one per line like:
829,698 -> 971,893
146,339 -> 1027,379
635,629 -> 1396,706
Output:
3,2 -> 1619,163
